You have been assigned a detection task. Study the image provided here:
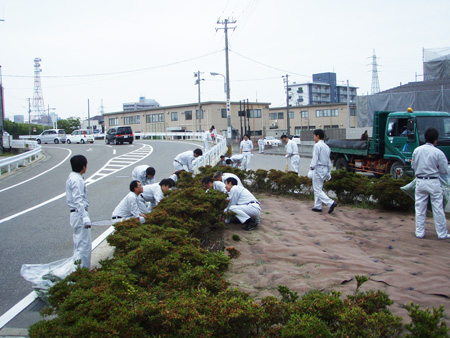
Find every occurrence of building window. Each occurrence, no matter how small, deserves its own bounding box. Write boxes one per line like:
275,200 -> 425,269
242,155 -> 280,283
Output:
316,110 -> 324,117
221,108 -> 227,118
269,113 -> 278,120
195,110 -> 204,119
146,114 -> 164,123
171,112 -> 178,121
332,109 -> 339,116
249,109 -> 262,118
288,111 -> 294,119
323,110 -> 331,117
297,87 -> 303,93
185,110 -> 192,120
301,111 -> 308,118
124,115 -> 140,124
350,107 -> 356,116
278,112 -> 284,119
109,117 -> 119,126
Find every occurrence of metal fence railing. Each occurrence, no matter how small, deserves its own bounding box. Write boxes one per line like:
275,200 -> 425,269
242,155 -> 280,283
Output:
0,141 -> 41,176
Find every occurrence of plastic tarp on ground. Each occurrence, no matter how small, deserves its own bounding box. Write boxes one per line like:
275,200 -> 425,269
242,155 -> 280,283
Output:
326,139 -> 368,150
357,89 -> 450,127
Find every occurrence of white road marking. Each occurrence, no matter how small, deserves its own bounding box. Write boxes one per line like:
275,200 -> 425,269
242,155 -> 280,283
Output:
0,143 -> 153,329
0,147 -> 72,194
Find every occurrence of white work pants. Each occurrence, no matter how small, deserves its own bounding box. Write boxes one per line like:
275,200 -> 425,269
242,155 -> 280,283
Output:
415,179 -> 448,238
173,160 -> 185,172
229,203 -> 261,224
242,151 -> 252,171
312,166 -> 334,210
259,144 -> 265,153
291,155 -> 300,174
203,140 -> 210,152
70,212 -> 91,269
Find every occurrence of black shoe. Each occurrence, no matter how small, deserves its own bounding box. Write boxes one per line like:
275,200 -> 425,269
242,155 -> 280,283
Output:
328,202 -> 337,214
242,219 -> 258,231
311,208 -> 322,212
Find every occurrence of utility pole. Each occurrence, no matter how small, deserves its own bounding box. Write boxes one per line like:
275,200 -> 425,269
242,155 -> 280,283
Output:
87,99 -> 91,129
246,98 -> 250,135
27,98 -> 31,138
216,18 -> 236,154
194,71 -> 203,132
283,74 -> 291,136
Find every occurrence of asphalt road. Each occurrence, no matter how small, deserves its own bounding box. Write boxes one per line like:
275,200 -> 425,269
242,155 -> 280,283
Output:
0,140 -> 203,318
0,140 -> 314,334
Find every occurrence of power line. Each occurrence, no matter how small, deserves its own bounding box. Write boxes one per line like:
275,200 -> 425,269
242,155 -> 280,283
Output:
230,49 -> 310,78
3,50 -> 222,79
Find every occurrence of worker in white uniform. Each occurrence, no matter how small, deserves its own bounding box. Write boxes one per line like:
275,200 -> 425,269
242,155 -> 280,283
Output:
66,155 -> 92,269
310,129 -> 337,214
202,176 -> 227,193
173,148 -> 203,173
240,134 -> 253,171
412,127 -> 450,239
213,171 -> 244,187
258,136 -> 265,154
227,154 -> 245,168
139,178 -> 175,213
131,165 -> 156,186
281,134 -> 300,175
224,177 -> 261,231
202,128 -> 213,152
112,180 -> 146,223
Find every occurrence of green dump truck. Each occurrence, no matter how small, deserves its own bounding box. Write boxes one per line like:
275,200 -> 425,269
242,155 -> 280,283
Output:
326,110 -> 450,178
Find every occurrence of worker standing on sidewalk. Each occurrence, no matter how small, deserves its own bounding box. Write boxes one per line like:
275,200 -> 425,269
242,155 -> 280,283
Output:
66,155 -> 92,269
281,135 -> 300,175
258,136 -> 265,154
240,134 -> 253,171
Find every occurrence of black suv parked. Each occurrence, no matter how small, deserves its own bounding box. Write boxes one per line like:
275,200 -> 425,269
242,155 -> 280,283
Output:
105,126 -> 134,144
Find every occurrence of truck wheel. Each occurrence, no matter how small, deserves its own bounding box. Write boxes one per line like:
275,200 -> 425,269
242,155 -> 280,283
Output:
389,161 -> 405,179
335,157 -> 349,171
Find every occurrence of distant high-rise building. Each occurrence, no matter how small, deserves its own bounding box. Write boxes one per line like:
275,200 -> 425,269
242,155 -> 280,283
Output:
287,72 -> 358,106
123,96 -> 160,111
14,115 -> 25,123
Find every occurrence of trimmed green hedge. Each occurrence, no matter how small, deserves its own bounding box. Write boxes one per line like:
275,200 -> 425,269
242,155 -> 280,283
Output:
29,169 -> 446,337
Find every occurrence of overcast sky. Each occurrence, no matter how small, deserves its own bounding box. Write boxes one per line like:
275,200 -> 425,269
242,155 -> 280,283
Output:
1,0 -> 449,121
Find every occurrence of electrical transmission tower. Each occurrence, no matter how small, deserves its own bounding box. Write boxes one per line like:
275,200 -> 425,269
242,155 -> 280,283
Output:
32,58 -> 45,124
370,49 -> 380,94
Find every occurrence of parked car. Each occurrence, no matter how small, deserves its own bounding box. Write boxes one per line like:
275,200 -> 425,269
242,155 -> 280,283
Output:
66,129 -> 94,144
36,129 -> 66,144
105,126 -> 134,145
264,136 -> 282,146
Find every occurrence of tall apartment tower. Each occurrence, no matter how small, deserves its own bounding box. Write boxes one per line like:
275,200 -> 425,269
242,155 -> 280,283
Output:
371,50 -> 380,94
32,58 -> 45,123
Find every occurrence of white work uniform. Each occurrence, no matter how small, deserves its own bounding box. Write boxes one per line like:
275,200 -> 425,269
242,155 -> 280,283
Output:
222,172 -> 244,187
225,185 -> 261,223
230,154 -> 244,168
131,165 -> 155,186
240,139 -> 253,171
412,143 -> 449,239
66,172 -> 91,269
112,192 -> 143,222
285,139 -> 300,174
173,150 -> 197,173
258,138 -> 265,153
310,140 -> 334,210
213,181 -> 228,193
202,130 -> 213,152
140,183 -> 165,212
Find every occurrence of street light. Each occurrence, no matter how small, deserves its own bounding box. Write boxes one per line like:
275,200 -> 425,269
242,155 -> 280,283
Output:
210,72 -> 226,94
194,71 -> 204,132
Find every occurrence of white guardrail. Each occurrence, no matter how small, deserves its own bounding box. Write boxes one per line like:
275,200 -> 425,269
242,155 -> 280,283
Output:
0,141 -> 41,176
7,133 -> 227,176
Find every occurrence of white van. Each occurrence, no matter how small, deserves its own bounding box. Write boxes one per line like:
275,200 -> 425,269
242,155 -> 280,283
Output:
36,129 -> 66,144
66,129 -> 94,144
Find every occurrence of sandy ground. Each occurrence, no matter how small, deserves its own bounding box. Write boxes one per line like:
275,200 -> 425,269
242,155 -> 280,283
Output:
223,194 -> 450,324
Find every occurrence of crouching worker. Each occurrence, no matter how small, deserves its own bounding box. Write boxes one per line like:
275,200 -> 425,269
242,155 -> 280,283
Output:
139,178 -> 175,213
202,176 -> 227,193
224,177 -> 261,231
112,180 -> 146,223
